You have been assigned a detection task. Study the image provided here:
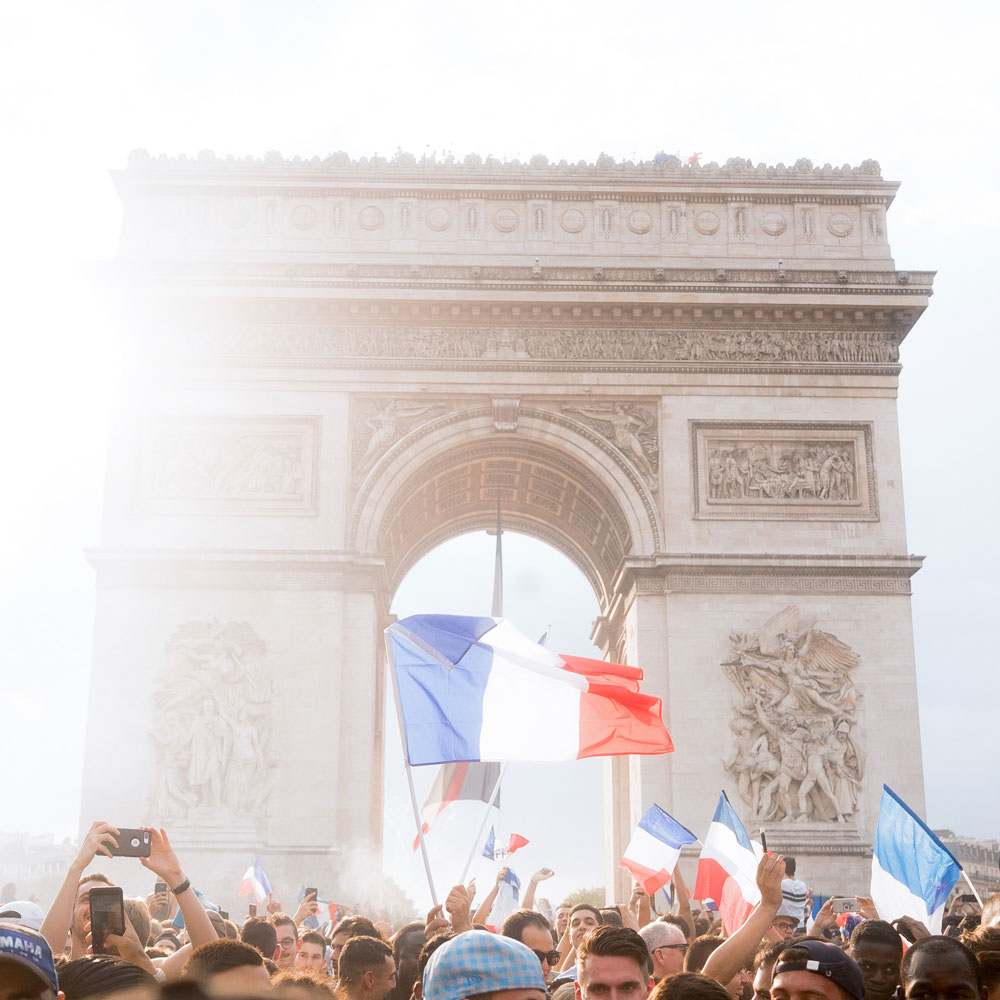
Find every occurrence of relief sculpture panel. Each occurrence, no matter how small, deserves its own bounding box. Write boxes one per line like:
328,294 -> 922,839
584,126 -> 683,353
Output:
691,422 -> 876,520
149,620 -> 277,823
722,606 -> 864,825
351,398 -> 449,484
562,402 -> 658,490
137,417 -> 319,514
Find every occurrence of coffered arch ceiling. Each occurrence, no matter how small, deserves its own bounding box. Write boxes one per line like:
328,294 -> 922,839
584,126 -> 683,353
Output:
350,408 -> 661,610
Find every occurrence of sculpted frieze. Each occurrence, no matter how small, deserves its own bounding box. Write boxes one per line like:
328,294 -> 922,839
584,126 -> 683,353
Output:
691,422 -> 877,520
723,606 -> 864,825
150,620 -> 277,822
136,417 -> 318,514
191,325 -> 899,366
352,399 -> 449,483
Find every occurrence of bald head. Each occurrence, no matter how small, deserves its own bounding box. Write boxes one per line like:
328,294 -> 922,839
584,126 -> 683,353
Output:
641,921 -> 688,981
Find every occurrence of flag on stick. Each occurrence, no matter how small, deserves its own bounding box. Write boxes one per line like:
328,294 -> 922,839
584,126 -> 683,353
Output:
386,615 -> 672,764
486,868 -> 521,930
694,792 -> 762,933
507,834 -> 530,855
870,784 -> 961,934
412,761 -> 501,849
621,804 -> 698,895
239,860 -> 273,904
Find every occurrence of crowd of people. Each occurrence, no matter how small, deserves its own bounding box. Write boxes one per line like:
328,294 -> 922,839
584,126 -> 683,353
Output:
1,820 -> 998,1000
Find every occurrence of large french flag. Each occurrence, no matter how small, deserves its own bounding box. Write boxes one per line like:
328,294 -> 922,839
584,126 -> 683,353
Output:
621,804 -> 698,894
871,784 -> 962,935
694,792 -> 762,933
386,615 -> 672,765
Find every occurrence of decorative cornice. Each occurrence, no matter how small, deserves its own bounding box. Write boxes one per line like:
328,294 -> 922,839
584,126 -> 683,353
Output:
86,548 -> 388,593
123,149 -> 889,184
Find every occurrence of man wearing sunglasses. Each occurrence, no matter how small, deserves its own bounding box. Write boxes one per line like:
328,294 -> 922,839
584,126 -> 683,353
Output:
639,921 -> 688,982
503,910 -> 561,984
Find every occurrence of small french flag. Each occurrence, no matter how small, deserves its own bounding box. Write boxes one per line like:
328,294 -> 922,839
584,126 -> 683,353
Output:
694,792 -> 762,933
239,859 -> 273,904
870,784 -> 962,934
621,805 -> 697,894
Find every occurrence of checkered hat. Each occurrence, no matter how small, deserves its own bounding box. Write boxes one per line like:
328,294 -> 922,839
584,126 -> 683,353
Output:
774,939 -> 866,1000
423,931 -> 547,1000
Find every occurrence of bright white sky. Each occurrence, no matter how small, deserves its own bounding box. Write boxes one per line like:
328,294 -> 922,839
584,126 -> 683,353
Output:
1,0 -> 997,906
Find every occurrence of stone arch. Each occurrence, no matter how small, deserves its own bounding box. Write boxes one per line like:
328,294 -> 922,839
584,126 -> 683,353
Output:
350,405 -> 661,610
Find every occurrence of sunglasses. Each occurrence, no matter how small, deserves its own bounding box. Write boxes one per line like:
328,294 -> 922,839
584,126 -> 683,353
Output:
655,944 -> 688,953
533,949 -> 562,966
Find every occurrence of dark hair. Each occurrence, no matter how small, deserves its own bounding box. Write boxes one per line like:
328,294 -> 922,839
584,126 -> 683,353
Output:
693,917 -> 711,936
850,919 -> 903,957
662,914 -> 693,941
185,939 -> 265,977
58,956 -> 156,999
300,929 -> 328,951
270,910 -> 297,931
684,935 -> 724,974
571,904 -> 604,924
754,940 -> 788,974
784,858 -> 797,877
503,909 -> 553,943
650,972 -> 731,1000
578,925 -> 650,976
241,915 -> 278,958
333,915 -> 382,941
600,907 -> 624,927
222,919 -> 239,940
339,935 -> 393,984
77,873 -> 114,889
902,937 -> 982,992
418,932 -> 455,981
390,920 -> 425,962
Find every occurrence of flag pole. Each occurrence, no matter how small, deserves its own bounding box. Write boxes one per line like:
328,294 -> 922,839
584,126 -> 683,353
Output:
460,762 -> 508,884
385,631 -> 439,906
491,494 -> 503,617
960,870 -> 984,907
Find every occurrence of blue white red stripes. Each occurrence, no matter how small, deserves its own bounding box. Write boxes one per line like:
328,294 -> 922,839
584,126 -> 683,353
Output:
694,791 -> 761,933
620,804 -> 697,894
386,615 -> 672,765
870,784 -> 961,934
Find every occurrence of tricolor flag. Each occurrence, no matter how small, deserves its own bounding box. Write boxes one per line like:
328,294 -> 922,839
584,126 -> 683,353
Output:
870,784 -> 962,935
621,804 -> 698,895
486,868 -> 521,931
507,834 -> 529,855
238,859 -> 273,904
413,761 -> 501,850
386,615 -> 673,765
694,792 -> 762,934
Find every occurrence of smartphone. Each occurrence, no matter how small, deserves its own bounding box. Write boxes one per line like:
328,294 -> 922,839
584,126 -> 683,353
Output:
304,887 -> 318,902
90,886 -> 125,955
154,881 -> 167,895
832,897 -> 859,914
105,828 -> 151,858
248,903 -> 257,917
760,828 -> 768,853
893,919 -> 916,943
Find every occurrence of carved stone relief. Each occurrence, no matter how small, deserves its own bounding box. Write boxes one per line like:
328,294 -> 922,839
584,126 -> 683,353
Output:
150,619 -> 277,822
137,417 -> 318,514
562,402 -> 658,489
352,398 -> 448,483
722,606 -> 864,824
691,422 -> 877,520
194,325 -> 899,366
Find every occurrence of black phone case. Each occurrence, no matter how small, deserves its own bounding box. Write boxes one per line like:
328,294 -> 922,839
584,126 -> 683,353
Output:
91,888 -> 125,954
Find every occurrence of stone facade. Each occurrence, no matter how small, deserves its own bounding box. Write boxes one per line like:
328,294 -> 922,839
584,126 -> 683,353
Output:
82,151 -> 932,903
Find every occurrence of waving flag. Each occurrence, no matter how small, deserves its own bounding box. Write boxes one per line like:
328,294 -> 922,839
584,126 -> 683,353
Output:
412,761 -> 501,849
486,868 -> 521,931
239,859 -> 273,904
483,826 -> 497,860
621,804 -> 698,894
386,615 -> 672,765
507,834 -> 530,855
694,792 -> 762,933
871,784 -> 962,934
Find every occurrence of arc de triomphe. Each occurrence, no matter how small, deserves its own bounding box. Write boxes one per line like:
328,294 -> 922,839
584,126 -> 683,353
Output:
82,150 -> 931,904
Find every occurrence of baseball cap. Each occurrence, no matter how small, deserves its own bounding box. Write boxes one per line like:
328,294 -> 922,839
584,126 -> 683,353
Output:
0,919 -> 60,992
774,939 -> 865,1000
0,901 -> 44,931
423,930 -> 547,1000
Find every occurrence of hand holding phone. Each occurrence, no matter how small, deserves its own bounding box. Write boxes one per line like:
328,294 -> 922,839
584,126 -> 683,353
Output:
103,828 -> 151,858
89,886 -> 125,955
248,903 -> 257,916
832,897 -> 859,914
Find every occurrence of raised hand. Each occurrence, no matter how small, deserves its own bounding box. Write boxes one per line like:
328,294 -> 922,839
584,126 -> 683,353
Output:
293,892 -> 320,926
425,904 -> 450,938
756,852 -> 786,909
445,884 -> 474,933
140,827 -> 184,887
103,914 -> 156,973
854,895 -> 879,921
531,867 -> 555,883
76,821 -> 119,867
266,894 -> 282,915
495,866 -> 509,887
811,896 -> 835,933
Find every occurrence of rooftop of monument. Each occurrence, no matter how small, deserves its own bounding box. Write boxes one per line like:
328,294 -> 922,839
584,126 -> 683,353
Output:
123,148 -> 891,185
